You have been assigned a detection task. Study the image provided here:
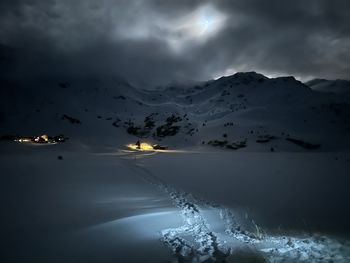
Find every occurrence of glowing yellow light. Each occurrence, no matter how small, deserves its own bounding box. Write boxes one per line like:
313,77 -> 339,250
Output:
34,134 -> 49,142
127,142 -> 155,151
18,138 -> 31,143
127,144 -> 138,150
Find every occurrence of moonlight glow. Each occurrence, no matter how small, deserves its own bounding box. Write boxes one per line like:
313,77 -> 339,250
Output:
115,4 -> 226,52
168,4 -> 226,51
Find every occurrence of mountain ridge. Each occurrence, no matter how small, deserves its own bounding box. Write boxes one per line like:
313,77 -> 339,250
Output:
1,71 -> 350,151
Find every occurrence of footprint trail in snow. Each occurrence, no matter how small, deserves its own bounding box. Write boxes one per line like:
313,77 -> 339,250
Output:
123,155 -> 350,263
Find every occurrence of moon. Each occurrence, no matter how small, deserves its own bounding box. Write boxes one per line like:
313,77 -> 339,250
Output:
201,17 -> 211,31
195,6 -> 226,37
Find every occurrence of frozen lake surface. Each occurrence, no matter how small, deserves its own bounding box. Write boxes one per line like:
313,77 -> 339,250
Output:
1,142 -> 350,262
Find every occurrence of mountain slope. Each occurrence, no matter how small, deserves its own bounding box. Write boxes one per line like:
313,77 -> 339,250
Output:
1,72 -> 350,151
306,78 -> 350,94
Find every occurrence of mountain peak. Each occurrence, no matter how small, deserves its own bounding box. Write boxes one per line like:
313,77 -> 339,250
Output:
215,71 -> 269,86
232,71 -> 269,79
219,71 -> 269,81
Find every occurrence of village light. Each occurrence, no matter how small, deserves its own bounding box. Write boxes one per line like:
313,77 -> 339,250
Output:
34,134 -> 49,143
17,138 -> 32,143
126,141 -> 168,151
12,134 -> 66,145
127,142 -> 155,151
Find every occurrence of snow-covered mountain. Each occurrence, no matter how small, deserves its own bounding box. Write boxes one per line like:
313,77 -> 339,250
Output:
2,69 -> 350,262
306,78 -> 350,94
1,71 -> 350,151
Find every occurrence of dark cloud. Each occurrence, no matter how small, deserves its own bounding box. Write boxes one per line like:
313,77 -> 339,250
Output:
0,0 -> 349,86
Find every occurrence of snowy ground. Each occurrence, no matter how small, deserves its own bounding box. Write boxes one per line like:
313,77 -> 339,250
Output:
1,142 -> 350,262
1,72 -> 350,262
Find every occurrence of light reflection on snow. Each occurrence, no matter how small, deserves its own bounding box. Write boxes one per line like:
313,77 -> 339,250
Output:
92,150 -> 350,262
89,210 -> 182,241
130,157 -> 350,262
95,211 -> 176,226
94,196 -> 161,203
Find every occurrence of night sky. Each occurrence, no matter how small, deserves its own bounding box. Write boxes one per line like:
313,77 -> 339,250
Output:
1,0 -> 350,87
2,2 -> 350,262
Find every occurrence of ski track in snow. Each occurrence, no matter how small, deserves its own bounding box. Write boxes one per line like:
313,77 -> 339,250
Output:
121,152 -> 350,262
